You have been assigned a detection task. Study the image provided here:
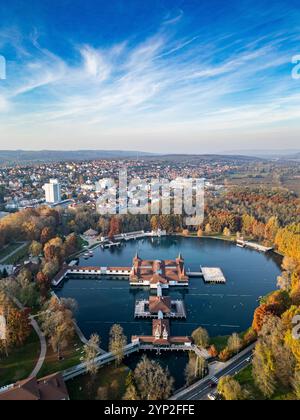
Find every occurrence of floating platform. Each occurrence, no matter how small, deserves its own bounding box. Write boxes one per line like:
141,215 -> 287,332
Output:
201,267 -> 226,284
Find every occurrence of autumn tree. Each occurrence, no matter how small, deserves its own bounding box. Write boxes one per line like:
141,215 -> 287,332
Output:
252,304 -> 279,333
83,334 -> 101,377
197,228 -> 204,238
36,271 -> 50,300
227,333 -> 242,355
209,345 -> 218,358
40,226 -> 54,244
0,292 -> 31,356
192,327 -> 210,348
109,324 -> 127,366
64,233 -> 79,257
127,355 -> 174,400
223,227 -> 231,237
30,241 -> 43,257
108,217 -> 122,239
185,355 -> 207,385
293,371 -> 300,400
44,237 -> 65,264
265,290 -> 291,315
264,217 -> 279,244
253,315 -> 296,396
217,376 -> 248,400
40,297 -> 76,359
252,341 -> 276,398
42,259 -> 60,280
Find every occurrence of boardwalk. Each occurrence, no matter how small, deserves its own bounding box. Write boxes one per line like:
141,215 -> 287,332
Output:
52,266 -> 132,287
63,342 -> 210,381
12,297 -> 47,378
237,240 -> 273,253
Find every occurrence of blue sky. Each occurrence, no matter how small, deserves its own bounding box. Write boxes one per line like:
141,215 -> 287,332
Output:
0,0 -> 300,153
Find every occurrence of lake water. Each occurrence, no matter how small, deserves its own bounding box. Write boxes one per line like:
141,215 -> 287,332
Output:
57,236 -> 282,388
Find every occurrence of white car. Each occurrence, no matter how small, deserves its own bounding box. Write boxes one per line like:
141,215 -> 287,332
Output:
208,392 -> 218,401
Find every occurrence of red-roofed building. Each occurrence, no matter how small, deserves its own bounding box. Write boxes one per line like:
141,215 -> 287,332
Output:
149,296 -> 172,314
130,254 -> 189,288
132,319 -> 192,347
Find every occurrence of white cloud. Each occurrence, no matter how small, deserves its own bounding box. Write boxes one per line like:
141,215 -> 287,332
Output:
80,45 -> 111,81
0,23 -> 299,151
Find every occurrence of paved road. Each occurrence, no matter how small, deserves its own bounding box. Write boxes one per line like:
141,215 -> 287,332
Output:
29,317 -> 47,378
171,345 -> 255,401
12,297 -> 47,378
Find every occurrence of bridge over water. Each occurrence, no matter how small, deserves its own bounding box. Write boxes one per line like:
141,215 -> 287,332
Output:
63,343 -> 210,381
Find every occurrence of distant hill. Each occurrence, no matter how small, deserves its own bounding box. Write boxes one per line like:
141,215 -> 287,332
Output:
287,152 -> 300,161
224,149 -> 300,159
149,154 -> 263,162
0,150 -> 266,165
0,150 -> 155,165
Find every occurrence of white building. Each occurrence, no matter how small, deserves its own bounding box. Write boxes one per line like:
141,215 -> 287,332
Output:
43,179 -> 61,204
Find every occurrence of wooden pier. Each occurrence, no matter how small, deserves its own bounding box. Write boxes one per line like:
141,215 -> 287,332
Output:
101,241 -> 121,249
236,240 -> 273,253
52,266 -> 131,287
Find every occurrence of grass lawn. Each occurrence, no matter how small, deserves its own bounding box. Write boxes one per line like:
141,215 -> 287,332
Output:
38,336 -> 84,378
211,329 -> 254,354
0,330 -> 40,387
210,335 -> 230,352
78,236 -> 89,248
235,365 -> 296,400
1,243 -> 29,265
66,364 -> 130,400
0,243 -> 21,260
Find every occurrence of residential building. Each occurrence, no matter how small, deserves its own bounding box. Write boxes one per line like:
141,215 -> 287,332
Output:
43,179 -> 61,204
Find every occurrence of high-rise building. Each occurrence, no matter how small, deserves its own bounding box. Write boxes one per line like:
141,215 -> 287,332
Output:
43,179 -> 61,204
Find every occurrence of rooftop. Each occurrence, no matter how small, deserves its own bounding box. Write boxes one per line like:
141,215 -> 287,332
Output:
0,373 -> 69,401
130,254 -> 189,286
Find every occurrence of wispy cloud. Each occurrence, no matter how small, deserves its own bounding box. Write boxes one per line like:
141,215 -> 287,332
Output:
0,16 -> 299,151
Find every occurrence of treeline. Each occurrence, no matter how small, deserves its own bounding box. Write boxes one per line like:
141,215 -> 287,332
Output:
209,187 -> 300,226
230,224 -> 300,400
1,186 -> 299,249
0,292 -> 31,356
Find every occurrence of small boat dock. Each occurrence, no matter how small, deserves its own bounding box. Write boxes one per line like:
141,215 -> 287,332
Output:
187,267 -> 226,284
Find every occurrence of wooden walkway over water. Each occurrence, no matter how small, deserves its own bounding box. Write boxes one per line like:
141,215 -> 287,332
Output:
63,342 -> 210,381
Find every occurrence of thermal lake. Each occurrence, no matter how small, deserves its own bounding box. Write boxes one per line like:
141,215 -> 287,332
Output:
57,236 -> 282,388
